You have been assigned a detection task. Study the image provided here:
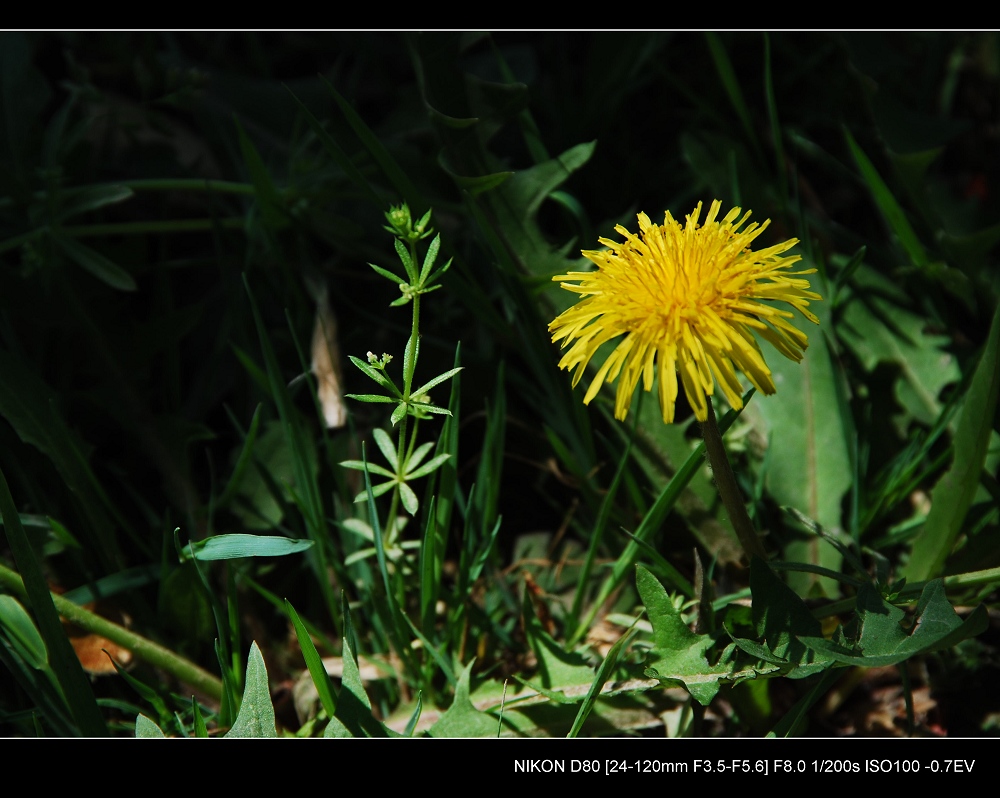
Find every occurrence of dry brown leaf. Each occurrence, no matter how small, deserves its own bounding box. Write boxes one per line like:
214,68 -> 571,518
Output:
311,286 -> 346,428
63,601 -> 133,675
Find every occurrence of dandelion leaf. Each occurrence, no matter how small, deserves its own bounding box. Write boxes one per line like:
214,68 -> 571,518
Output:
428,660 -> 498,738
730,558 -> 834,678
224,642 -> 276,738
520,591 -> 596,695
799,581 -> 987,668
135,714 -> 166,738
638,565 -> 732,706
747,273 -> 851,595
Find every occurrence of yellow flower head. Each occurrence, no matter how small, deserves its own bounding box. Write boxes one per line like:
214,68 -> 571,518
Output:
548,200 -> 822,423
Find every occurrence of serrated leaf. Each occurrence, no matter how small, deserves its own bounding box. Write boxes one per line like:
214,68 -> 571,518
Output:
730,557 -> 831,678
637,566 -> 731,705
799,580 -> 988,667
181,534 -> 314,561
481,141 -> 596,279
428,660 -> 498,738
521,591 -> 595,692
225,642 -> 276,738
838,267 -> 959,427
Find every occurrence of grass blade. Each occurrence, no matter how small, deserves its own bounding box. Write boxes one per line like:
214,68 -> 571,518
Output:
0,465 -> 107,736
905,303 -> 1000,582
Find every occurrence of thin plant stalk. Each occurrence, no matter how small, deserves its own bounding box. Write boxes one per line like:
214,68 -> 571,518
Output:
700,401 -> 768,562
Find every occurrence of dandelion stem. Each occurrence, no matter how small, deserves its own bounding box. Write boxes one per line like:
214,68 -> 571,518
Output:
700,402 -> 768,562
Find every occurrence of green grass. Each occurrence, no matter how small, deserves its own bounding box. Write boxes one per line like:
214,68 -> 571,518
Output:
0,31 -> 998,738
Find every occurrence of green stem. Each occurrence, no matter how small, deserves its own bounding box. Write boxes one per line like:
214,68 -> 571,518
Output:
813,567 -> 1000,619
0,561 -> 223,702
700,401 -> 767,562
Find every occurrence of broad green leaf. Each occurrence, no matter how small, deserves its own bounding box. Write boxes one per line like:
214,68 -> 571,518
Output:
479,141 -> 596,279
323,714 -> 353,738
521,592 -> 595,692
799,581 -> 988,667
135,714 -> 166,738
904,303 -> 1000,582
746,272 -> 851,595
837,267 -> 959,428
638,565 -> 732,706
225,642 -> 277,738
181,534 -> 314,561
730,558 -> 831,678
428,660 -> 498,738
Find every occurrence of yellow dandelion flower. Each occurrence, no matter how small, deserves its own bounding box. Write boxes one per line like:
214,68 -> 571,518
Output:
548,200 -> 822,424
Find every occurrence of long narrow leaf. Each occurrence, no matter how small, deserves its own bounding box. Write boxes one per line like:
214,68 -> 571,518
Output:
0,466 -> 107,736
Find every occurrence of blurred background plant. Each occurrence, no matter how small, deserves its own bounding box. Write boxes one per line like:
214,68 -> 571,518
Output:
0,31 -> 997,738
